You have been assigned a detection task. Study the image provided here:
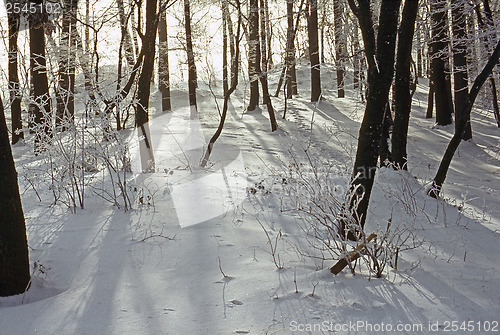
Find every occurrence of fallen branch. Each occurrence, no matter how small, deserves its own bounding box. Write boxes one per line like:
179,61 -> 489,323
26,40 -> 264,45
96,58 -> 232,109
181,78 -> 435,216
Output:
330,232 -> 377,275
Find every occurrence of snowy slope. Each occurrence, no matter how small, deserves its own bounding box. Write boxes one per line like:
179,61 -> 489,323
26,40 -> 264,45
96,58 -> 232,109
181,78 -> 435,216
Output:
1,65 -> 499,335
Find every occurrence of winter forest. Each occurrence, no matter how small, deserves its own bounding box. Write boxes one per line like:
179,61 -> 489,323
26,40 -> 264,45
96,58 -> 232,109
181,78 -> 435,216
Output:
0,0 -> 499,333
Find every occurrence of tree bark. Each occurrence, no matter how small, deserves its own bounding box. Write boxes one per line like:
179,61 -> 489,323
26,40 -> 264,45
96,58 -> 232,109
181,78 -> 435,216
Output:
0,96 -> 31,297
8,11 -> 23,145
343,0 -> 401,238
136,0 -> 159,172
451,0 -> 471,140
184,0 -> 197,118
429,0 -> 454,126
247,0 -> 260,111
392,0 -> 419,170
334,0 -> 346,98
286,0 -> 298,98
117,0 -> 136,67
30,15 -> 52,154
158,9 -> 172,112
308,0 -> 321,102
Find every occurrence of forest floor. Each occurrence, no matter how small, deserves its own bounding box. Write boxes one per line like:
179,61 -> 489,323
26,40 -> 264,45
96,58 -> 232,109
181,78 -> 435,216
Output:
1,64 -> 499,334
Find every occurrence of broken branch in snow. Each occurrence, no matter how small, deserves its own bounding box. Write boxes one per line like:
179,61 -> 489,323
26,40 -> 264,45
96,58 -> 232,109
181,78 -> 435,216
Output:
330,232 -> 377,275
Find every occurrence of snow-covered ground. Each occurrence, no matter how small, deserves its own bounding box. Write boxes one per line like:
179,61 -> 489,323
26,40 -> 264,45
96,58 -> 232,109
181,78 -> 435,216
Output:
1,64 -> 499,335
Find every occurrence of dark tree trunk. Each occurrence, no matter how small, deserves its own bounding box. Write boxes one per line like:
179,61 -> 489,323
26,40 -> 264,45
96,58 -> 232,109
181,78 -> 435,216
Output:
353,21 -> 361,90
426,81 -> 434,118
260,0 -> 268,77
379,103 -> 393,166
56,0 -> 78,131
0,96 -> 31,297
429,0 -> 454,126
136,0 -> 159,172
274,0 -> 304,98
392,0 -> 419,170
8,12 -> 23,145
286,0 -> 298,98
247,0 -> 260,111
222,4 -> 229,96
429,40 -> 500,198
184,0 -> 197,117
264,0 -> 272,68
308,0 -> 321,102
343,0 -> 401,238
451,1 -> 471,141
158,9 -> 172,112
30,17 -> 52,153
334,0 -> 346,98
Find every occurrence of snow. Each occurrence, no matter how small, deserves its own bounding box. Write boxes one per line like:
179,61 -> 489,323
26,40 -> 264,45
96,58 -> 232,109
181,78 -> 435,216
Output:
1,64 -> 500,334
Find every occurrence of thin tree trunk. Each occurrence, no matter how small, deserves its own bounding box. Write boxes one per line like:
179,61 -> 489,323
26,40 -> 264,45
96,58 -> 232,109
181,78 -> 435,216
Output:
56,0 -> 78,131
286,0 -> 298,98
260,0 -> 268,77
264,0 -> 272,68
334,0 -> 346,98
392,0 -> 419,170
158,9 -> 172,112
8,12 -> 23,144
247,0 -> 260,111
0,97 -> 31,297
222,5 -> 229,96
117,0 -> 136,67
308,0 -> 321,102
30,18 -> 52,153
275,0 -> 305,97
184,0 -> 197,118
222,0 -> 236,87
429,40 -> 500,198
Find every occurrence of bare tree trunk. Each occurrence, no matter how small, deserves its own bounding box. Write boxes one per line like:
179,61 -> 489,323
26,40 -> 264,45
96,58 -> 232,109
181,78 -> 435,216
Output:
286,0 -> 298,98
117,0 -> 136,67
308,0 -> 321,102
342,0 -> 401,238
136,0 -> 159,173
30,18 -> 52,153
0,96 -> 31,297
392,0 -> 419,170
222,4 -> 229,96
56,0 -> 78,131
274,0 -> 305,97
247,0 -> 260,111
184,0 -> 197,118
158,9 -> 172,112
429,0 -> 454,126
264,0 -> 272,68
334,0 -> 347,98
8,12 -> 23,144
451,0 -> 471,140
